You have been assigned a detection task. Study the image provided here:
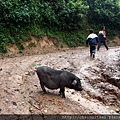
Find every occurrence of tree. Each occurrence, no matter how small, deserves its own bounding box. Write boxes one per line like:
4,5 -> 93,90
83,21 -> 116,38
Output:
84,0 -> 120,29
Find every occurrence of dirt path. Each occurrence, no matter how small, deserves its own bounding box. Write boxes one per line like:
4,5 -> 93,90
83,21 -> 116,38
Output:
0,46 -> 120,114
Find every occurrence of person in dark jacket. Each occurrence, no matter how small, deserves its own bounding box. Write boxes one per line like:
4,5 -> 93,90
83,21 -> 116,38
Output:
97,26 -> 109,51
86,29 -> 99,59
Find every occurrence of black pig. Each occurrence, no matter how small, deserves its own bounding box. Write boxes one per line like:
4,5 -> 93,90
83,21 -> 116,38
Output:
36,66 -> 83,98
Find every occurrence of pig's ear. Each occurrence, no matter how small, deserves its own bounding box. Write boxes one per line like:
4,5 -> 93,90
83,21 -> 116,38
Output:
72,80 -> 77,85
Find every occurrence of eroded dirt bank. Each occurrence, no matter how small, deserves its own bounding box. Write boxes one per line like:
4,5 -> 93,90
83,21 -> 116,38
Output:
0,46 -> 120,114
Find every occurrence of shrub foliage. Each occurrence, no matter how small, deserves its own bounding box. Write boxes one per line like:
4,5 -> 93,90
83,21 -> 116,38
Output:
0,0 -> 120,53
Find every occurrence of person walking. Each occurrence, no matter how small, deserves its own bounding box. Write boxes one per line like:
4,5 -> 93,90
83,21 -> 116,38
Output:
97,26 -> 109,51
86,29 -> 99,59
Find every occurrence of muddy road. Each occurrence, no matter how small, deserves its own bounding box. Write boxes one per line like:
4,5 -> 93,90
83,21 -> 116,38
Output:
0,46 -> 120,114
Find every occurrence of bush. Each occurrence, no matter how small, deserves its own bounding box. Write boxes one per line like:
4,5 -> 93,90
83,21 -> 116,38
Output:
0,0 -> 119,54
84,0 -> 120,29
0,0 -> 88,54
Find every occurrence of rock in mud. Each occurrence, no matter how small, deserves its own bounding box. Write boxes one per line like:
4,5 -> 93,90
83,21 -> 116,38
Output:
115,109 -> 120,113
108,77 -> 120,89
29,107 -> 33,113
12,101 -> 17,106
102,73 -> 120,88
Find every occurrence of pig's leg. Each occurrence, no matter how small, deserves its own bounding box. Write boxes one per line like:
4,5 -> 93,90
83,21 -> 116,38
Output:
60,87 -> 65,98
59,90 -> 62,95
40,80 -> 46,93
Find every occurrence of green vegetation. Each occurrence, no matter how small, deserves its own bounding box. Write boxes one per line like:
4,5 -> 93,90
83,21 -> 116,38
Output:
0,0 -> 120,54
84,0 -> 120,30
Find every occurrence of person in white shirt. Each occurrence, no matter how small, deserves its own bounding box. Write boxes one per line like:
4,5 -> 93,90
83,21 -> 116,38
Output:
86,29 -> 99,59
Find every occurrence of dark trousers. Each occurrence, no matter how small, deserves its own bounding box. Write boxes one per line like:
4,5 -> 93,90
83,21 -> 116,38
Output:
97,40 -> 108,50
90,45 -> 96,56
